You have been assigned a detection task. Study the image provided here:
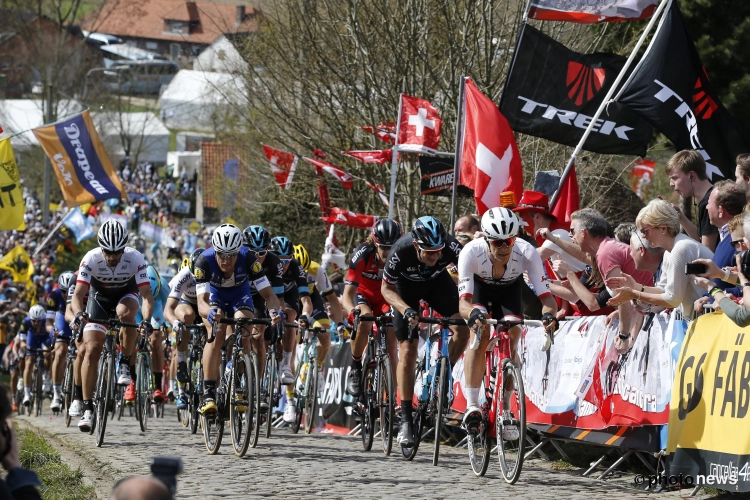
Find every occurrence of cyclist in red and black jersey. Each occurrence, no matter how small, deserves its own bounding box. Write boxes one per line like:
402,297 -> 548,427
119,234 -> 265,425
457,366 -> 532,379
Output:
342,219 -> 401,396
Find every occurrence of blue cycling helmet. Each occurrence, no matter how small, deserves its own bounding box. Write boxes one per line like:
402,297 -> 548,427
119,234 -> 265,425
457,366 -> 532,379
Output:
146,266 -> 161,297
411,216 -> 446,248
271,236 -> 293,257
244,225 -> 272,250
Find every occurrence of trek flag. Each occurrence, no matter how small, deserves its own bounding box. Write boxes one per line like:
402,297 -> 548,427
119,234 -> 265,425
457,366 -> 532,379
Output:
262,144 -> 297,189
550,165 -> 580,230
342,150 -> 393,165
631,158 -> 656,201
32,111 -> 126,207
459,78 -> 523,214
397,94 -> 442,154
63,207 -> 95,244
0,245 -> 34,283
0,138 -> 25,230
302,158 -> 354,189
322,208 -> 378,230
529,0 -> 658,23
499,25 -> 653,156
617,2 -> 750,181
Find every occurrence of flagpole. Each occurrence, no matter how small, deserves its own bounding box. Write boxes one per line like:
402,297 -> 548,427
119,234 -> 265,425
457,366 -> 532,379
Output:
387,94 -> 404,219
450,77 -> 467,234
34,207 -> 77,257
549,0 -> 672,209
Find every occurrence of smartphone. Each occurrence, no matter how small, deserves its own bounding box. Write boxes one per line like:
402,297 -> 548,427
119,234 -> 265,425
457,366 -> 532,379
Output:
685,263 -> 707,275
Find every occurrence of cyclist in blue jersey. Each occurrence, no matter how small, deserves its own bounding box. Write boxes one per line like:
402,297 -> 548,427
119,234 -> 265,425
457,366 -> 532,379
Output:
19,305 -> 54,407
193,224 -> 283,415
46,271 -> 75,411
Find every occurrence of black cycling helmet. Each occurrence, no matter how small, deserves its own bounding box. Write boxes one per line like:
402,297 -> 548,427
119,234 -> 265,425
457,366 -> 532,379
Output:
270,236 -> 293,257
372,219 -> 402,246
411,216 -> 447,248
189,248 -> 205,273
243,225 -> 272,250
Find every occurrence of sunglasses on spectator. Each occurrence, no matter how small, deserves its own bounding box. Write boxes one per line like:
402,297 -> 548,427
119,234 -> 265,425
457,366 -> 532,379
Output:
569,228 -> 576,236
279,257 -> 292,265
103,249 -> 123,257
417,246 -> 443,255
732,239 -> 745,249
217,252 -> 239,260
489,237 -> 515,248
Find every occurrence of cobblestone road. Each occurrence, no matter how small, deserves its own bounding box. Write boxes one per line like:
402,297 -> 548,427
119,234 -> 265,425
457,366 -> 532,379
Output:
18,405 -> 719,499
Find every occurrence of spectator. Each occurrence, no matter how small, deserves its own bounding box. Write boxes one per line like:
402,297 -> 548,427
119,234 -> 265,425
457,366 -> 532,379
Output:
703,181 -> 746,298
608,200 -> 713,321
665,150 -> 719,251
454,215 -> 479,237
0,384 -> 43,500
614,222 -> 637,244
736,153 -> 750,199
629,231 -> 665,281
111,476 -> 170,500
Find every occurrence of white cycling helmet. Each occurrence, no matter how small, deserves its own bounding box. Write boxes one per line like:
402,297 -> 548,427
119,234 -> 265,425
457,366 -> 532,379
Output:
481,207 -> 520,240
98,219 -> 128,252
29,305 -> 45,321
212,224 -> 243,254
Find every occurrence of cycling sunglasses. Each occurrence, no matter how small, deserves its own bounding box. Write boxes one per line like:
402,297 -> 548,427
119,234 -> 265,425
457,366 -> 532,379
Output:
254,249 -> 268,257
102,249 -> 124,257
418,245 -> 443,255
217,251 -> 239,260
279,257 -> 292,265
489,237 -> 515,248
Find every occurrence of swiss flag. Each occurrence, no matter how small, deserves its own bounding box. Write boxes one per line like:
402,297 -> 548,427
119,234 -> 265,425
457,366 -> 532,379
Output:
342,150 -> 392,165
262,144 -> 297,190
631,158 -> 656,201
302,157 -> 354,189
550,165 -> 580,230
459,79 -> 523,214
322,207 -> 378,229
397,94 -> 442,154
365,181 -> 390,207
361,122 -> 396,145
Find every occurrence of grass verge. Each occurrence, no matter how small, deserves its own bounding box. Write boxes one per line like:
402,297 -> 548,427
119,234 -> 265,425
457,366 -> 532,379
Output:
17,426 -> 96,500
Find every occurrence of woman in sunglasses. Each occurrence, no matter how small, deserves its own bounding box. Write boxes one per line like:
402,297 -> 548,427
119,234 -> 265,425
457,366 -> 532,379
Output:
458,207 -> 559,437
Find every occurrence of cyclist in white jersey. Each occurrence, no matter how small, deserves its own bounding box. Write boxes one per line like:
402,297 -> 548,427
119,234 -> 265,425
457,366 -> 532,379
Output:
68,220 -> 155,432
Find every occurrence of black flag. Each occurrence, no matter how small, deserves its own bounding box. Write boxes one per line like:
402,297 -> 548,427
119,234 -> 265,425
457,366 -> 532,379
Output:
617,1 -> 749,181
500,25 -> 653,156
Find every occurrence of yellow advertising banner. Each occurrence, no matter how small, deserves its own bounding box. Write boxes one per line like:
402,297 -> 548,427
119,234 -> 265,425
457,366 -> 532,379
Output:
0,138 -> 26,230
0,244 -> 35,284
667,312 -> 750,492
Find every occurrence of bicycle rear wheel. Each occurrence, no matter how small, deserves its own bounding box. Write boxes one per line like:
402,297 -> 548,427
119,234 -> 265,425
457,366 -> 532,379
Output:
34,363 -> 43,417
135,354 -> 151,432
90,355 -> 105,435
401,403 -> 423,461
467,411 -> 491,477
433,357 -> 449,466
378,357 -> 394,456
230,351 -> 253,457
202,412 -> 224,455
497,359 -> 526,484
95,355 -> 113,447
117,385 -> 125,421
248,352 -> 261,449
360,359 -> 375,451
63,359 -> 74,427
264,348 -> 277,438
189,357 -> 202,434
304,362 -> 318,434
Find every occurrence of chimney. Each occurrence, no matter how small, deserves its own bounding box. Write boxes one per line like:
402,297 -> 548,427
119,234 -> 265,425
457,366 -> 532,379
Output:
236,5 -> 245,26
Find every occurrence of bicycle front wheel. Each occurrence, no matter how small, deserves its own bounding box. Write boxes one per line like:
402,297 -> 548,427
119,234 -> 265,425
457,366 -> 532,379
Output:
433,356 -> 449,466
360,359 -> 375,451
304,362 -> 318,434
230,351 -> 253,457
95,355 -> 113,447
63,359 -> 74,427
401,403 -> 423,461
248,352 -> 261,448
189,357 -> 202,434
135,354 -> 151,432
34,365 -> 43,417
202,412 -> 224,455
467,411 -> 491,477
497,359 -> 526,484
264,349 -> 277,438
378,357 -> 394,456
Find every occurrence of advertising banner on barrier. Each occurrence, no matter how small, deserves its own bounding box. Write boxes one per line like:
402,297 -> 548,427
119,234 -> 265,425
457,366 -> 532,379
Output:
667,312 -> 750,492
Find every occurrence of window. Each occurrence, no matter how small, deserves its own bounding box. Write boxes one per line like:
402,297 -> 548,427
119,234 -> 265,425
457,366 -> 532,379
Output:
170,21 -> 183,34
146,42 -> 158,50
170,44 -> 180,61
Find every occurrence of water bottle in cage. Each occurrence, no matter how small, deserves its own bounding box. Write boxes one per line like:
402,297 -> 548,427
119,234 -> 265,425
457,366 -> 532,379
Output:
223,360 -> 232,384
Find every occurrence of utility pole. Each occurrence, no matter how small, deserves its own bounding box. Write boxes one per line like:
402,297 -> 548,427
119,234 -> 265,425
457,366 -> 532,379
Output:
42,82 -> 54,225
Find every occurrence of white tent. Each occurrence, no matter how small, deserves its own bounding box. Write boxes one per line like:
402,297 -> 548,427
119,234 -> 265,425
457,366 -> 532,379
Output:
158,70 -> 246,132
91,111 -> 171,165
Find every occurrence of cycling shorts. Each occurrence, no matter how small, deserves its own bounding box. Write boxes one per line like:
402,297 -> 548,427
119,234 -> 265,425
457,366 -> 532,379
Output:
283,287 -> 300,315
178,297 -> 200,318
250,292 -> 269,319
391,270 -> 459,342
54,312 -> 72,343
85,283 -> 139,332
208,283 -> 254,316
471,275 -> 524,321
27,333 -> 54,351
309,288 -> 330,329
355,293 -> 392,320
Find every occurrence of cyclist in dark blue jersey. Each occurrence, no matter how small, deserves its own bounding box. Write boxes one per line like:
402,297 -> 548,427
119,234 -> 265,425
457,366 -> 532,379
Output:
19,305 -> 53,407
46,271 -> 75,411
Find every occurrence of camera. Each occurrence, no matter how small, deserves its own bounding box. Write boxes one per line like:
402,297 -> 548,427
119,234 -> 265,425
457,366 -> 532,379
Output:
740,250 -> 750,279
151,456 -> 183,497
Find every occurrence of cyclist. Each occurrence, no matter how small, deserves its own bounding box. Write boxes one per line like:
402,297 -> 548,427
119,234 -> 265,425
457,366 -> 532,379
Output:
19,305 -> 53,406
194,224 -> 283,415
46,271 -> 75,411
68,219 -> 155,432
133,266 -> 171,404
381,215 -> 469,447
164,250 -> 204,410
458,208 -> 559,438
64,270 -> 88,418
342,219 -> 401,397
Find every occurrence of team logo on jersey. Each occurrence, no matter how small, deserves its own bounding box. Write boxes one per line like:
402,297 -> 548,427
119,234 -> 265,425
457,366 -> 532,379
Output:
47,298 -> 55,307
193,268 -> 205,279
252,261 -> 262,273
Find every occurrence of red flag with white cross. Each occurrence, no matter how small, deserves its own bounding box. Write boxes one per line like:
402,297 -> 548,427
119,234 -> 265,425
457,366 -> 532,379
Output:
302,157 -> 354,189
397,94 -> 442,154
342,150 -> 393,165
262,144 -> 297,190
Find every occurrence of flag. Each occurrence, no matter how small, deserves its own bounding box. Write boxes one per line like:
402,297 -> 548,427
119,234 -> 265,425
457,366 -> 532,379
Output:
32,110 -> 126,207
262,144 -> 297,189
360,122 -> 396,145
499,25 -> 653,156
302,157 -> 354,189
63,207 -> 95,243
342,150 -> 393,165
322,208 -> 378,229
365,181 -> 390,207
631,158 -> 656,201
550,165 -> 580,230
397,94 -> 442,154
529,0 -> 658,23
617,2 -> 749,181
0,245 -> 34,283
459,78 -> 524,214
0,138 -> 25,230
322,225 -> 347,270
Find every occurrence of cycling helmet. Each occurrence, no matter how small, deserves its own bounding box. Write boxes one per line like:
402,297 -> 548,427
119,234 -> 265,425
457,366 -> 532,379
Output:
244,225 -> 271,250
271,236 -> 293,257
411,216 -> 446,248
180,257 -> 190,271
98,219 -> 128,252
481,207 -> 520,240
57,271 -> 76,292
146,266 -> 161,297
293,244 -> 311,272
29,305 -> 45,321
189,248 -> 204,273
372,219 -> 402,246
211,224 -> 243,254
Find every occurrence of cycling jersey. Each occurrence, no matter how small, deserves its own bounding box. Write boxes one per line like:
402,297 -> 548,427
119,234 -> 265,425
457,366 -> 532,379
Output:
77,247 -> 149,296
249,252 -> 285,297
383,234 -> 462,284
45,288 -> 66,319
457,237 -> 552,300
66,271 -> 89,306
345,243 -> 389,314
168,267 -> 197,304
136,277 -> 170,327
18,317 -> 53,350
281,258 -> 311,297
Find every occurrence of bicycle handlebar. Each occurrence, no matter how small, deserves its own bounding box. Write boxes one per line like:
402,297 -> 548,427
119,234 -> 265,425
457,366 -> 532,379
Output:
88,317 -> 141,329
469,319 -> 545,351
207,317 -> 291,344
416,316 -> 467,326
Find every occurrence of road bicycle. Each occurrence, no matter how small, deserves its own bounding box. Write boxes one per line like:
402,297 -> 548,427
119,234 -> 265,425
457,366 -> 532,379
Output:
134,322 -> 157,433
465,318 -> 540,482
288,324 -> 325,435
62,343 -> 77,427
352,311 -> 395,455
174,322 -> 207,432
27,348 -> 49,417
260,321 -> 287,438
